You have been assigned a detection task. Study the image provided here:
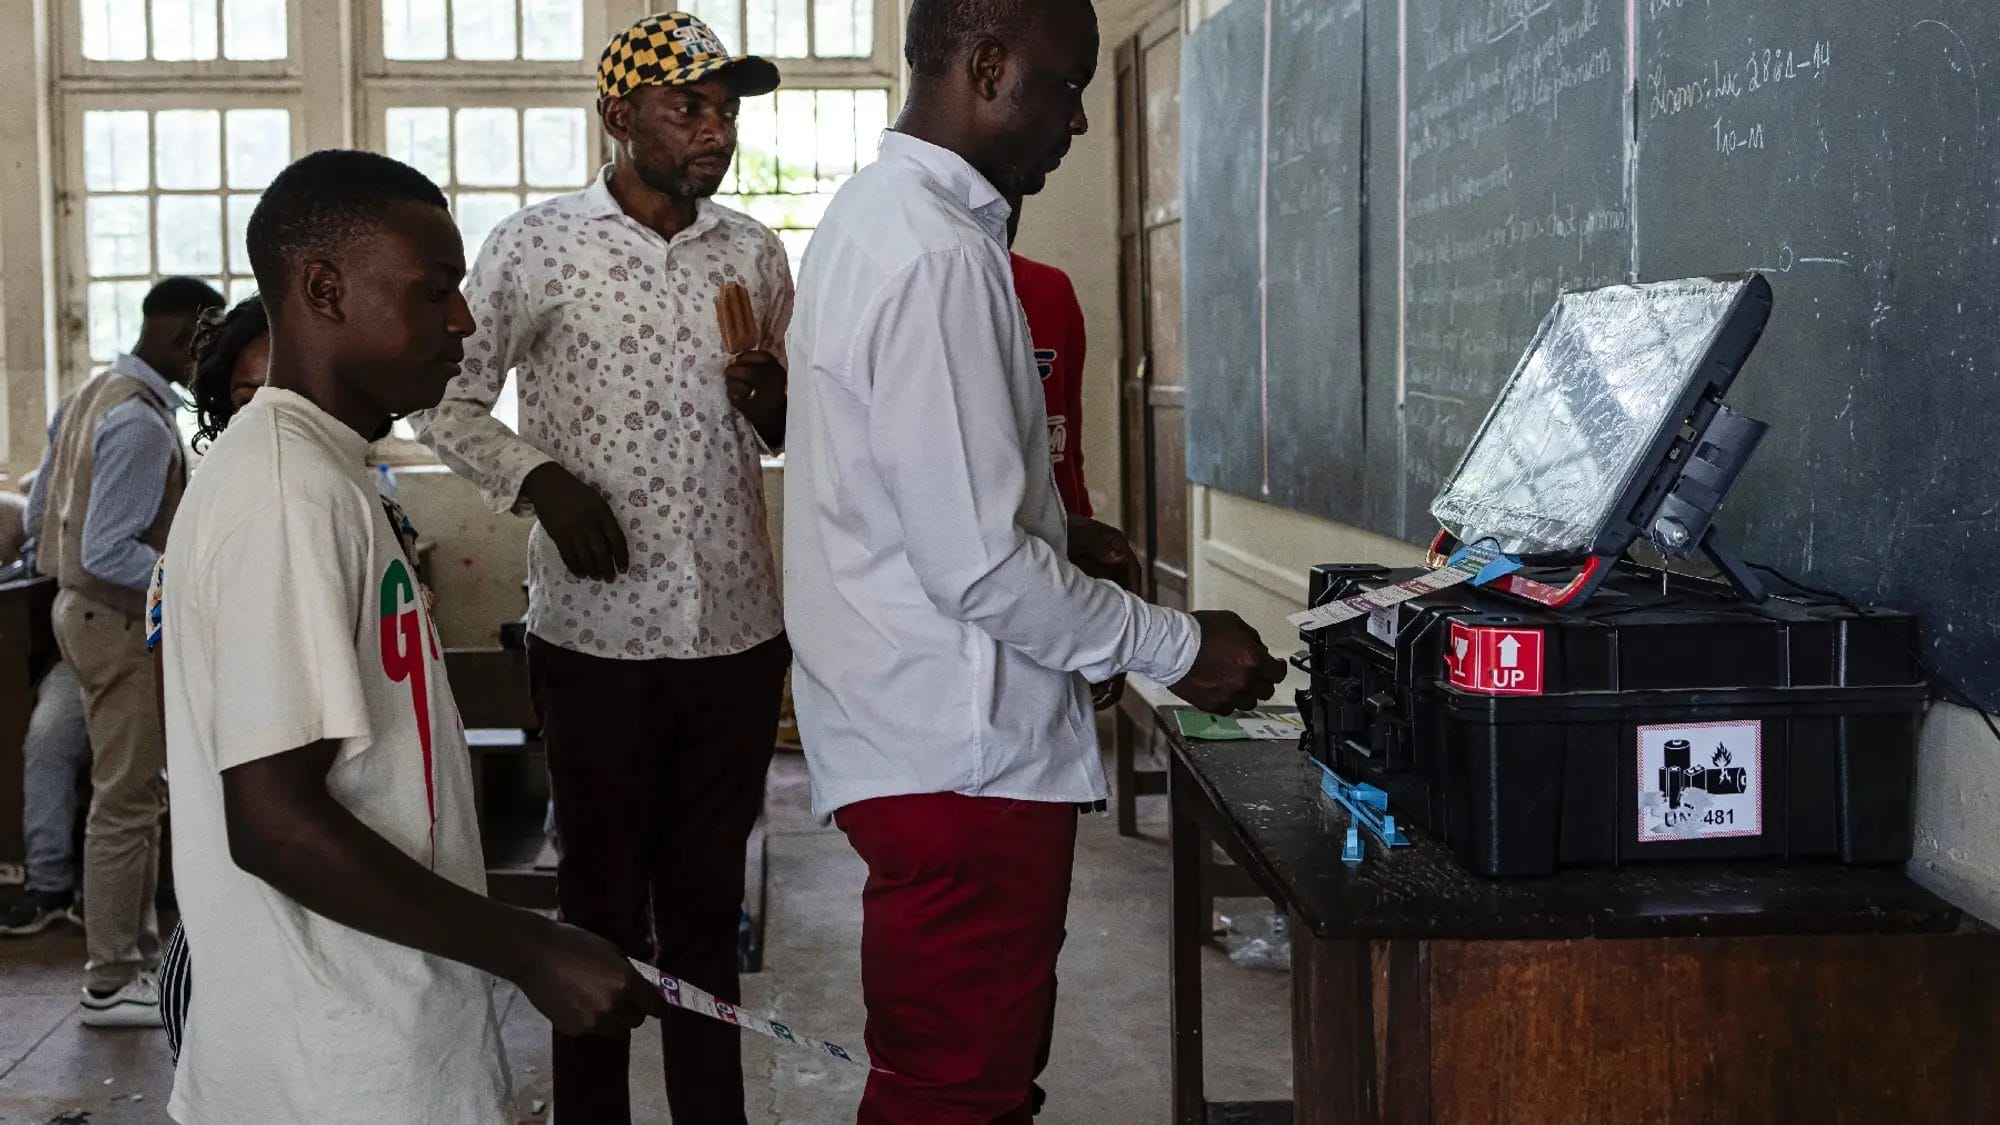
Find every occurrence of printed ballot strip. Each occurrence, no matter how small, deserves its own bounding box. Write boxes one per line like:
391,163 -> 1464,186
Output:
631,960 -> 884,1073
1288,556 -> 1486,633
1635,720 -> 1764,843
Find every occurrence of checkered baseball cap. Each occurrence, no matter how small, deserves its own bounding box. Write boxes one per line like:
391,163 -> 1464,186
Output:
597,12 -> 781,101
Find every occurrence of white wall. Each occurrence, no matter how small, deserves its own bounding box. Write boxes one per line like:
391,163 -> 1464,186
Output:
1011,70 -> 1124,527
0,0 -> 53,484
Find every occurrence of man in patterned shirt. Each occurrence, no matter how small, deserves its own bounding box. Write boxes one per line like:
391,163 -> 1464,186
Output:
410,13 -> 789,1125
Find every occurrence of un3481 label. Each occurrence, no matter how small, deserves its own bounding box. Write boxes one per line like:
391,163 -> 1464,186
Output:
1636,720 -> 1763,843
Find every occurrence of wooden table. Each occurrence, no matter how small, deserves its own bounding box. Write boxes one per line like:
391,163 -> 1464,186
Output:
444,646 -> 553,909
1111,678 -> 1172,837
0,575 -> 56,867
1164,711 -> 2000,1125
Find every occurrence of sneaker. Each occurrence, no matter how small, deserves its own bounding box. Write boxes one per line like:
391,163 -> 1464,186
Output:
0,890 -> 80,937
80,972 -> 164,1029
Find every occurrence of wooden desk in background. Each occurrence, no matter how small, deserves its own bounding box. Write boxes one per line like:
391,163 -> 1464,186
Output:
1163,711 -> 2000,1125
443,645 -> 555,910
0,575 -> 57,867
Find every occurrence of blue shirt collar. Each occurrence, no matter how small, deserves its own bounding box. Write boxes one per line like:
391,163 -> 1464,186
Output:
108,353 -> 180,411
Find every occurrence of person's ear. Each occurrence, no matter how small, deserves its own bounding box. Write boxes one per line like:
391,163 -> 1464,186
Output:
967,38 -> 1008,103
601,94 -> 634,143
302,260 -> 345,324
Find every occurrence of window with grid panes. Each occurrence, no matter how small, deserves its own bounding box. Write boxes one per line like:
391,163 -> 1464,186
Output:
365,0 -> 601,441
56,0 -> 297,448
78,0 -> 288,62
376,99 -> 595,435
685,0 -> 894,274
44,0 -> 898,454
720,87 -> 889,274
382,104 -> 594,267
78,105 -> 291,366
380,0 -> 586,62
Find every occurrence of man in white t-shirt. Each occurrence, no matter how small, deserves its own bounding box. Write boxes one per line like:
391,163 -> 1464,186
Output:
158,148 -> 664,1124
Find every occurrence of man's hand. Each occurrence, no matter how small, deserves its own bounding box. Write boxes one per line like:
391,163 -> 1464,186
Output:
1171,610 -> 1287,715
725,350 -> 787,448
521,462 -> 628,582
513,917 -> 669,1039
222,740 -> 667,1046
1091,675 -> 1127,711
1068,516 -> 1141,589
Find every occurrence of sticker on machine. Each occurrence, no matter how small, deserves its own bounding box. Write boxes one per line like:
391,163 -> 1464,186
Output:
1635,720 -> 1763,842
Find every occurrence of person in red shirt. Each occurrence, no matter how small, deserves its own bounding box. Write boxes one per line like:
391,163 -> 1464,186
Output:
1006,196 -> 1125,722
1006,195 -> 1092,519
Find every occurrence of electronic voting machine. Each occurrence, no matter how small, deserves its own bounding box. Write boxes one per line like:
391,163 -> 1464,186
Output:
1295,275 -> 1929,877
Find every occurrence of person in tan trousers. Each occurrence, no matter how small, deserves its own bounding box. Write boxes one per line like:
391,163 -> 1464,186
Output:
24,277 -> 224,1027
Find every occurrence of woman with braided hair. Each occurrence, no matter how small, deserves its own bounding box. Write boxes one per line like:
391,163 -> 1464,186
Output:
156,292 -> 271,1063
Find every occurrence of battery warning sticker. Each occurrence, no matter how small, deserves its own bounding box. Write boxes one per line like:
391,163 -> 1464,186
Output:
1636,720 -> 1763,842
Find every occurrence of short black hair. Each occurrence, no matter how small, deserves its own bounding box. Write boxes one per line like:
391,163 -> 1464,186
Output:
904,0 -> 1035,78
189,294 -> 269,453
141,277 -> 226,321
245,149 -> 451,301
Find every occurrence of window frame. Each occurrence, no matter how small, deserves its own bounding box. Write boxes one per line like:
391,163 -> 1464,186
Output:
54,90 -> 304,388
53,0 -> 305,81
682,0 -> 900,77
43,0 -> 901,462
361,0 -> 610,81
359,84 -> 604,463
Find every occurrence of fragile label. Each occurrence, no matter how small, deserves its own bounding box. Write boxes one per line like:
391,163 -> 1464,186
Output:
1444,623 -> 1544,696
1636,720 -> 1763,842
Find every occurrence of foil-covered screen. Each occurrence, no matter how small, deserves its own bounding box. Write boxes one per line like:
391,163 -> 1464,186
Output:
1430,278 -> 1751,557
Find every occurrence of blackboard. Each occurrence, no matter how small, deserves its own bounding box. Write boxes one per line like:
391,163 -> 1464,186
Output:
1182,0 -> 1266,495
1181,0 -> 2000,706
1264,0 -> 1366,515
1398,0 -> 1630,537
1635,3 -> 2000,703
1358,0 -> 1402,535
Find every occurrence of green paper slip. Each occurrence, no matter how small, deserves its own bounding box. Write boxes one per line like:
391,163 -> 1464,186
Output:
1175,709 -> 1306,741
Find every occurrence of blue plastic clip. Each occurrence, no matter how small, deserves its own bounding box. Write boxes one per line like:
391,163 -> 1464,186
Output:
1317,761 -> 1411,850
1342,824 -> 1363,864
1447,539 -> 1524,588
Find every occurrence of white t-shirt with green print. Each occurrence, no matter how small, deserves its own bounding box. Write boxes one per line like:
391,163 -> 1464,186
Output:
157,386 -> 508,1124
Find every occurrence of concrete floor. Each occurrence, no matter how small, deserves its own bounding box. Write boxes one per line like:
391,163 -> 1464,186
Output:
0,752 -> 1292,1123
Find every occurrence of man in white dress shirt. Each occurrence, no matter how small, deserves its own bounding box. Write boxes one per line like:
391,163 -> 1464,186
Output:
785,0 -> 1287,1119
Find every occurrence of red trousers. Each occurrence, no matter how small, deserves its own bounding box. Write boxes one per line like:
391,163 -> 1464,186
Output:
836,793 -> 1078,1125
529,633 -> 789,1125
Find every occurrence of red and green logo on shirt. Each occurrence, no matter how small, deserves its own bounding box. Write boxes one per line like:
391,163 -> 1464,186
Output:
379,557 -> 440,864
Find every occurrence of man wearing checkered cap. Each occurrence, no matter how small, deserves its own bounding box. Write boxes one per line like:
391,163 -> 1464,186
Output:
410,12 -> 792,1124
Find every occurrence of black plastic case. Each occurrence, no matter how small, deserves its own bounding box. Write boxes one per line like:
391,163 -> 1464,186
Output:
1299,563 -> 1929,877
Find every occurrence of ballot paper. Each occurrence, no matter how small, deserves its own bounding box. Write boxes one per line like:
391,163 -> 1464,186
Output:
1287,555 -> 1486,633
630,960 -> 883,1072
